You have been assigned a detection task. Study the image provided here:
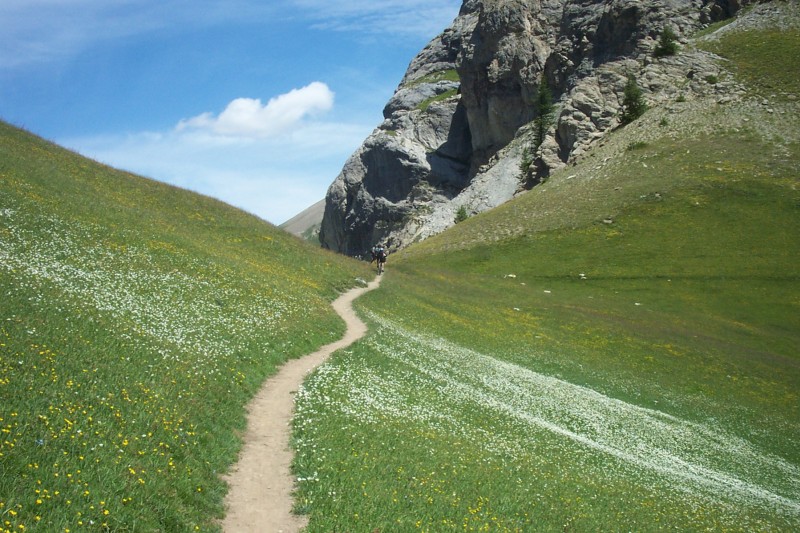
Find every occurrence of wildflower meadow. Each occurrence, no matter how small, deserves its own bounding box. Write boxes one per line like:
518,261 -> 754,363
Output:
0,121 -> 370,531
3,15 -> 800,532
291,27 -> 800,530
294,312 -> 799,531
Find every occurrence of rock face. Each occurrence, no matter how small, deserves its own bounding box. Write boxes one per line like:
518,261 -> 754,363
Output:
319,0 -> 756,256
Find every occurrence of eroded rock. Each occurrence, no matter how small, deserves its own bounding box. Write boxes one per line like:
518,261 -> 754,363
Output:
319,0 -> 757,255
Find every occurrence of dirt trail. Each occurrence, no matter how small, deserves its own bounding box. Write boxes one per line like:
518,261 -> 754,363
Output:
222,276 -> 381,533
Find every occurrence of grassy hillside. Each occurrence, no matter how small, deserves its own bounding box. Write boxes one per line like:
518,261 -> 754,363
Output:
0,121 -> 371,532
292,13 -> 800,532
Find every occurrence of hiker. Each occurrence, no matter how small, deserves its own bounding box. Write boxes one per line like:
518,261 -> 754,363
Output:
370,243 -> 383,263
372,243 -> 388,274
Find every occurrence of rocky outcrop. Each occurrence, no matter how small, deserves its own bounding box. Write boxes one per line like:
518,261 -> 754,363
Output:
320,0 -> 757,256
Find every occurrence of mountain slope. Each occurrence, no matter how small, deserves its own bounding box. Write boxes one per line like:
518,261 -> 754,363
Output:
0,121 -> 371,531
319,0 -> 763,255
279,198 -> 325,242
292,5 -> 800,531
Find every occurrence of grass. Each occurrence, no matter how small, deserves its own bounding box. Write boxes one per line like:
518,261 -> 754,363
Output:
0,121 -> 371,532
408,68 -> 461,112
293,132 -> 800,530
700,27 -> 800,97
292,19 -> 800,530
626,141 -> 649,151
408,69 -> 460,87
693,16 -> 739,39
2,7 -> 798,533
383,136 -> 800,436
418,89 -> 460,112
294,309 -> 799,530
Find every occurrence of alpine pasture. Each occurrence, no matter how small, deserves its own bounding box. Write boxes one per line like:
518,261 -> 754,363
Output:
291,22 -> 800,532
0,121 -> 371,532
0,14 -> 798,533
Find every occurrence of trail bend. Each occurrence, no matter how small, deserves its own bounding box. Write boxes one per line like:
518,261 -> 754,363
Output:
222,276 -> 382,532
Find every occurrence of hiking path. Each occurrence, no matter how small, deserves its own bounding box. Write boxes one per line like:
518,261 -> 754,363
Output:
222,276 -> 381,532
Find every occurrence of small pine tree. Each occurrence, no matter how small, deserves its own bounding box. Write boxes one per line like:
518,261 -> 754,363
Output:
533,82 -> 555,149
653,26 -> 679,58
620,74 -> 647,125
454,205 -> 469,223
520,81 -> 555,186
519,146 -> 533,175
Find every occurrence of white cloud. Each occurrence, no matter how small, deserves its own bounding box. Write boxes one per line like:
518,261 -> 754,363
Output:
176,82 -> 335,139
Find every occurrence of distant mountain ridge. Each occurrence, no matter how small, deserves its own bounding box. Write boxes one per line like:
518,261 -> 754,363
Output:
279,198 -> 325,242
319,0 -> 762,256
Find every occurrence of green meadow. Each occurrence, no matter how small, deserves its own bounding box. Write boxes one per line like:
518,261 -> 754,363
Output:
0,122 -> 371,531
291,23 -> 800,532
1,11 -> 798,533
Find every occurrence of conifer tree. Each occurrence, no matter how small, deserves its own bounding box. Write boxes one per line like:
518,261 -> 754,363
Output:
533,82 -> 555,149
620,74 -> 647,125
653,26 -> 679,58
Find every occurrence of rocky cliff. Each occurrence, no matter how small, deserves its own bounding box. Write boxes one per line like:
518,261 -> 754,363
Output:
319,0 -> 757,256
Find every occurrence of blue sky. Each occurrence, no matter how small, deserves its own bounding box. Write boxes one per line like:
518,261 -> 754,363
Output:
0,0 -> 462,224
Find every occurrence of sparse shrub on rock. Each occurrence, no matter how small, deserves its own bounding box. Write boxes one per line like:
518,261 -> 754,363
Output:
620,74 -> 647,125
654,26 -> 680,57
